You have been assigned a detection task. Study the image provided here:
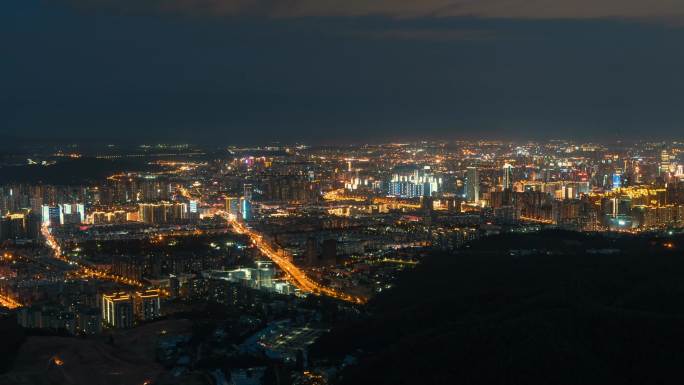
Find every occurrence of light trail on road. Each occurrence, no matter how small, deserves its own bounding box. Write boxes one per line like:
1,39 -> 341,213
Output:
0,294 -> 21,309
41,225 -> 144,288
519,216 -> 554,224
226,216 -> 367,304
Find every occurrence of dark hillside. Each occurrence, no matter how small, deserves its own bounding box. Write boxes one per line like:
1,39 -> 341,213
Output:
313,231 -> 684,385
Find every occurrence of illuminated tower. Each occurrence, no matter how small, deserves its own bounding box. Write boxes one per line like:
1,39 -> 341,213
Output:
465,167 -> 480,203
502,163 -> 514,191
226,196 -> 240,217
660,150 -> 672,176
240,197 -> 252,221
241,183 -> 253,221
243,184 -> 253,201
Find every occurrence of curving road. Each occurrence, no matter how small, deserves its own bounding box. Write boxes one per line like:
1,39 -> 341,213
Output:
41,225 -> 144,288
227,217 -> 366,304
0,294 -> 21,309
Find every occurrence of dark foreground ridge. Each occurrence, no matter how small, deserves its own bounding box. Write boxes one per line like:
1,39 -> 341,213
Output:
312,230 -> 684,385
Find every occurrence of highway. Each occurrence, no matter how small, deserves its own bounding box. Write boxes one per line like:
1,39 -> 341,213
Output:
226,216 -> 367,304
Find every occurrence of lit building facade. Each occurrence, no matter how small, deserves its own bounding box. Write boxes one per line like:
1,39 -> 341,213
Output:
102,292 -> 134,329
138,202 -> 188,224
502,163 -> 514,191
134,290 -> 161,321
465,167 -> 480,203
387,166 -> 442,198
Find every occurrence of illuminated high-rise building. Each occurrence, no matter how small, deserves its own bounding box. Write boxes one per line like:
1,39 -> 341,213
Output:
660,149 -> 673,176
0,211 -> 39,241
134,290 -> 161,321
254,261 -> 275,289
240,197 -> 252,221
189,200 -> 199,214
502,163 -> 514,191
58,203 -> 85,225
387,166 -> 442,198
138,202 -> 188,224
41,205 -> 61,226
243,184 -> 253,201
612,172 -> 622,190
102,292 -> 134,329
139,203 -> 156,224
226,196 -> 240,217
465,167 -> 480,203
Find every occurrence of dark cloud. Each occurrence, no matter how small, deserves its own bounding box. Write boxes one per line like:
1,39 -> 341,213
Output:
3,1 -> 684,144
345,28 -> 496,41
58,0 -> 684,22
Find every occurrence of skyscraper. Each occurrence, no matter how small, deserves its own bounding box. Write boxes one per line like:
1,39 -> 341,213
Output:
240,197 -> 252,221
502,163 -> 514,191
226,196 -> 240,217
465,167 -> 480,203
660,149 -> 674,177
243,183 -> 253,201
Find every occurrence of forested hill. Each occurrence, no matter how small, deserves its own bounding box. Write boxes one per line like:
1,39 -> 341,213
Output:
312,230 -> 684,385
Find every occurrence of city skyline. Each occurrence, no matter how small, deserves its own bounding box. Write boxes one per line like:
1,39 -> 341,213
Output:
2,137 -> 684,383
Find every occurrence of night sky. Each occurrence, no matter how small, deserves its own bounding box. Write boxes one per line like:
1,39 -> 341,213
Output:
3,1 -> 684,144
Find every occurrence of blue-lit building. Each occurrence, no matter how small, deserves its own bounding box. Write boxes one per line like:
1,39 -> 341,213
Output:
240,197 -> 252,221
189,200 -> 199,214
464,167 -> 480,203
612,173 -> 622,190
41,205 -> 61,226
387,166 -> 442,198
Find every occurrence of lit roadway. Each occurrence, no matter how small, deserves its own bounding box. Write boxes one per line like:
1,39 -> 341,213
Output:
519,216 -> 554,224
322,189 -> 366,202
0,294 -> 21,309
41,225 -> 144,288
0,253 -> 21,308
226,216 -> 367,304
